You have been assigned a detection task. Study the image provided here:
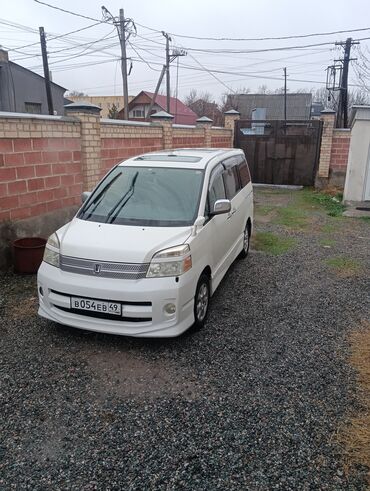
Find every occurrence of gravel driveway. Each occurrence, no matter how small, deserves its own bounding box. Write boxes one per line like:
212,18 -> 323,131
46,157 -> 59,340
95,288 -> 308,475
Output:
0,188 -> 369,490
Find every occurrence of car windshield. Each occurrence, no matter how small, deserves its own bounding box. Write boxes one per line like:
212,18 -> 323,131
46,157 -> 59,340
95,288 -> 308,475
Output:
78,166 -> 204,227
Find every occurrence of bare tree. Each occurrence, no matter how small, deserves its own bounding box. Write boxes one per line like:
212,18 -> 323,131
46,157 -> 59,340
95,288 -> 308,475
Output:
184,90 -> 222,125
67,90 -> 88,97
352,46 -> 370,94
108,103 -> 119,119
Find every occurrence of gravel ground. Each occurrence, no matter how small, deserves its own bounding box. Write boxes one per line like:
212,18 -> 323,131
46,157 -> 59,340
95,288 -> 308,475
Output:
0,188 -> 369,490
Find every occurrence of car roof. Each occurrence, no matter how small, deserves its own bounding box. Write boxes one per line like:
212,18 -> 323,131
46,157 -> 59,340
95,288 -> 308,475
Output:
118,148 -> 244,170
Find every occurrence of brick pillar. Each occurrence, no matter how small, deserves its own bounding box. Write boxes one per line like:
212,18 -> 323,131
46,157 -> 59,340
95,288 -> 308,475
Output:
196,116 -> 213,146
318,109 -> 336,179
224,109 -> 240,146
150,110 -> 174,150
65,102 -> 102,191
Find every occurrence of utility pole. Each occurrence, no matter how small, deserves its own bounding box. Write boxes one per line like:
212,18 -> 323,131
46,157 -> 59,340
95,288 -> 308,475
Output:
119,9 -> 129,120
283,67 -> 287,124
146,39 -> 186,120
146,65 -> 167,120
102,6 -> 135,120
335,37 -> 358,128
162,31 -> 172,113
39,27 -> 53,115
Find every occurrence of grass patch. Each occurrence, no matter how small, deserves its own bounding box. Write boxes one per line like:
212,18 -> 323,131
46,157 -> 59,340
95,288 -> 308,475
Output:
320,218 -> 345,234
360,216 -> 370,222
300,189 -> 345,217
253,231 -> 296,255
272,206 -> 309,229
256,205 -> 275,216
319,238 -> 335,247
325,256 -> 362,277
338,322 -> 370,483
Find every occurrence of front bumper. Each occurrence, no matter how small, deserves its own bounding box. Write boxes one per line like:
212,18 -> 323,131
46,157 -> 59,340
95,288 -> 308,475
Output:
37,262 -> 196,337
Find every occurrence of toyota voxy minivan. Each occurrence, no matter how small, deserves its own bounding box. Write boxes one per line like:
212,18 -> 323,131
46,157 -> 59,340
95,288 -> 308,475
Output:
37,148 -> 253,337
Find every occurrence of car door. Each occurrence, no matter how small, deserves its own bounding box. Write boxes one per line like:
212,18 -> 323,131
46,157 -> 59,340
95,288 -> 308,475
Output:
237,155 -> 254,230
203,163 -> 235,282
222,158 -> 244,258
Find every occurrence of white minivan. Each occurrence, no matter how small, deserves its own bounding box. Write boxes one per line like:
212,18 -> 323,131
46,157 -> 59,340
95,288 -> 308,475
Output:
37,148 -> 253,337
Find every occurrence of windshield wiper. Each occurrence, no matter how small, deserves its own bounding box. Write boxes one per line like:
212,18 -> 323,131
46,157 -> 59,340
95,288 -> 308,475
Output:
80,172 -> 122,220
106,172 -> 139,224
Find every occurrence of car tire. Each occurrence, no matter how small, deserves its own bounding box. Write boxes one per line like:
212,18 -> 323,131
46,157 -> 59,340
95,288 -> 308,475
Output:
193,273 -> 210,330
239,221 -> 250,259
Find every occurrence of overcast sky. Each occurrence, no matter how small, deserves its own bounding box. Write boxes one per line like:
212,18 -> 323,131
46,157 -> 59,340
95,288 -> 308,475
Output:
1,0 -> 370,102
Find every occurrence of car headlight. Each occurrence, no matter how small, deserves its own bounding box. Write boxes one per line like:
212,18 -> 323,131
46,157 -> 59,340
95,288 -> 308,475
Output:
43,233 -> 60,268
147,244 -> 192,278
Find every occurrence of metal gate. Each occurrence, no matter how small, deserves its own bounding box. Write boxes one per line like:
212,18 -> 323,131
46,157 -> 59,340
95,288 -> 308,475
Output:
234,119 -> 323,186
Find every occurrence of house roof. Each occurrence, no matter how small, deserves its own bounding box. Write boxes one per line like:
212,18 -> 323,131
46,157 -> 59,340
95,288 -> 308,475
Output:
128,91 -> 197,123
7,60 -> 67,92
229,93 -> 312,120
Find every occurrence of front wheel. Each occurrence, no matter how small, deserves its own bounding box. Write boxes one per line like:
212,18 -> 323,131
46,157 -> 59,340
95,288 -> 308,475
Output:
193,274 -> 210,330
239,221 -> 250,259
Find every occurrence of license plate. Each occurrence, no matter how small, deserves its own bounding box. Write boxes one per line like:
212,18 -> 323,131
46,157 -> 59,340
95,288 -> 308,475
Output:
70,296 -> 121,316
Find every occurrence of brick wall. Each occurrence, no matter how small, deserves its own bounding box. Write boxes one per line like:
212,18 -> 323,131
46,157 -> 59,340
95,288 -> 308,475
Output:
317,111 -> 351,188
100,122 -> 163,176
211,129 -> 233,148
0,116 -> 81,222
0,113 -> 233,226
330,129 -> 351,173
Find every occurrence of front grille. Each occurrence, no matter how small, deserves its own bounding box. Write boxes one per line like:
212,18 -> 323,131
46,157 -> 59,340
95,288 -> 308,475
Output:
60,255 -> 149,279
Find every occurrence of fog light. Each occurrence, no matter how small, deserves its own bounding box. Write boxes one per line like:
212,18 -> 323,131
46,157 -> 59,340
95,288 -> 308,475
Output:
39,286 -> 43,296
164,303 -> 176,315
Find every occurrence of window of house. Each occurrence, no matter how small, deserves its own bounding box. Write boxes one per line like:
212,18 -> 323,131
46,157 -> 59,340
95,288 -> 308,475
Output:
133,109 -> 145,118
25,102 -> 42,114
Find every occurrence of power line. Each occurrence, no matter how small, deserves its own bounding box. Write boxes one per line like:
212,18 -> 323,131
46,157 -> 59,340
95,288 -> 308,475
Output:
186,52 -> 235,93
128,41 -> 161,72
136,21 -> 370,42
2,20 -> 104,52
33,0 -> 109,24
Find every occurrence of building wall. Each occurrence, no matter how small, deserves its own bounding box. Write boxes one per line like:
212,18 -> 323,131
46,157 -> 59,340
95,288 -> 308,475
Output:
344,107 -> 370,202
0,61 -> 66,115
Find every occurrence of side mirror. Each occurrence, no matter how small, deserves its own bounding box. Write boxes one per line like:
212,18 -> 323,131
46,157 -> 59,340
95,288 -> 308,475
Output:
81,191 -> 92,203
212,199 -> 231,216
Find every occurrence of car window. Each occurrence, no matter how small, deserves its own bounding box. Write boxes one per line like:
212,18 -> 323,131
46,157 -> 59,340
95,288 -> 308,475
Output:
223,166 -> 240,200
78,166 -> 204,227
238,157 -> 251,187
207,165 -> 226,215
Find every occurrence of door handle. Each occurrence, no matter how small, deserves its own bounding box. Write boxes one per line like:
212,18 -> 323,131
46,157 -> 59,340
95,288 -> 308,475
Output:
227,208 -> 236,219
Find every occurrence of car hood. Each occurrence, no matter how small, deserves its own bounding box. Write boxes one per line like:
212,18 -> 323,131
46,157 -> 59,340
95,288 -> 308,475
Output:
58,218 -> 192,263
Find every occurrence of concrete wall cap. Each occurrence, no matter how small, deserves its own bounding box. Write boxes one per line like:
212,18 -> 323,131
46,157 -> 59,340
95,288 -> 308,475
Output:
150,110 -> 174,120
196,116 -> 213,123
64,102 -> 102,114
224,109 -> 240,115
320,109 -> 336,114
